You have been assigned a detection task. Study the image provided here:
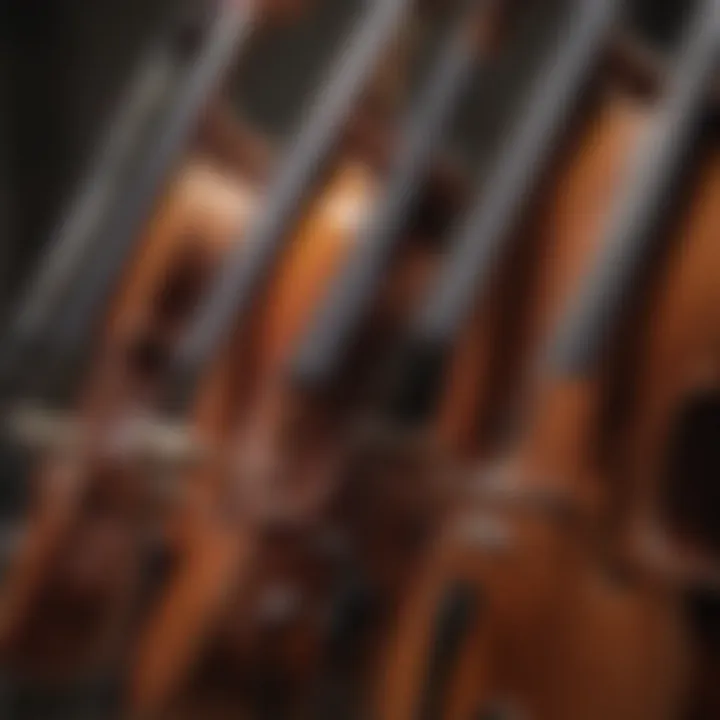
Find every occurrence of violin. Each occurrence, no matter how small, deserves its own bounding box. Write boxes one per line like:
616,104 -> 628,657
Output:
126,1 -> 511,715
378,1 -> 720,717
0,0 -> 310,682
0,0 -> 462,711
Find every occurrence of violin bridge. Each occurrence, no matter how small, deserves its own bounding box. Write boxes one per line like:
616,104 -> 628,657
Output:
5,404 -> 83,456
5,404 -> 210,472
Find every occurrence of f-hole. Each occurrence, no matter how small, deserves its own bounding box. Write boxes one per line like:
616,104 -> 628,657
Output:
126,237 -> 212,381
662,388 -> 720,555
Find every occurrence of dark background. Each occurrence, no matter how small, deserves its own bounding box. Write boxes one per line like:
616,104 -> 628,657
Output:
1,0 -> 688,315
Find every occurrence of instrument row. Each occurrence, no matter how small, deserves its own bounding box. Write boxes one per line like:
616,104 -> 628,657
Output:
0,0 -> 719,717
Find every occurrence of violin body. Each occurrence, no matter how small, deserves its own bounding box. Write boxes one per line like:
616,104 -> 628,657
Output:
375,9 -> 720,716
0,153 -> 260,678
129,152 -> 469,718
374,63 -> 656,720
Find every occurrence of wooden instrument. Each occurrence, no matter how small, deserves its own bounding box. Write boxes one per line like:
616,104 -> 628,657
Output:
0,0 -> 457,710
1,0 -> 719,718
127,2 -> 511,716
378,1 -> 720,717
0,0 -> 315,682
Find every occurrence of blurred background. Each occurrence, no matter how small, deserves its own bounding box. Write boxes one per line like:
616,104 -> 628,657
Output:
0,0 -> 716,718
2,0 -> 683,312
